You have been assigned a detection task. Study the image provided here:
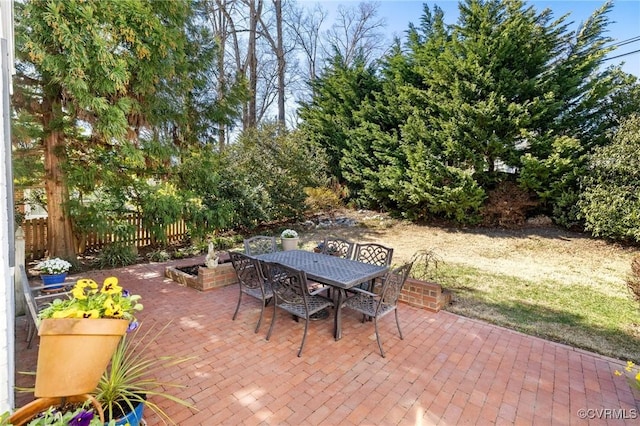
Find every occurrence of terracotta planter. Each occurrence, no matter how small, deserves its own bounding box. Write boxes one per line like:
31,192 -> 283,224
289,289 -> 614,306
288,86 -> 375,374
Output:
7,394 -> 104,425
35,318 -> 129,397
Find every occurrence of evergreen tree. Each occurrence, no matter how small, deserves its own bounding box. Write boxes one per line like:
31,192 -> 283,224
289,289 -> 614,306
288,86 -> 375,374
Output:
519,1 -> 636,225
298,53 -> 381,184
298,0 -> 634,227
423,0 -> 561,183
13,0 -> 242,256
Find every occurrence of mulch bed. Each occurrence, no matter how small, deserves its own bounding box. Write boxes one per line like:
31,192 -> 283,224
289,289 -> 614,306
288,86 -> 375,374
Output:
175,264 -> 205,277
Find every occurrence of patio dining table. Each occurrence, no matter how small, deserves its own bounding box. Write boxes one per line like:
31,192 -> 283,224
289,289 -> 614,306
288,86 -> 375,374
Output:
254,250 -> 389,340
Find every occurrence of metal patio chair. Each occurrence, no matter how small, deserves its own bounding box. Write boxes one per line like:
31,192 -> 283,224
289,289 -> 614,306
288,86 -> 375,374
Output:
342,262 -> 413,357
229,251 -> 274,333
19,265 -> 72,349
243,236 -> 277,256
313,238 -> 356,298
263,261 -> 334,357
351,242 -> 394,296
352,242 -> 394,267
320,238 -> 355,259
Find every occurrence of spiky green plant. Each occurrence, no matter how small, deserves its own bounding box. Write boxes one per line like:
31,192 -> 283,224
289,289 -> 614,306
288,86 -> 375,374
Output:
95,322 -> 196,424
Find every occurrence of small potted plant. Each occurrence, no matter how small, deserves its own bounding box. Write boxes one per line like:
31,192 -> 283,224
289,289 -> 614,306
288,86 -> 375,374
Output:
35,258 -> 73,289
35,277 -> 143,398
280,229 -> 299,251
95,322 -> 196,426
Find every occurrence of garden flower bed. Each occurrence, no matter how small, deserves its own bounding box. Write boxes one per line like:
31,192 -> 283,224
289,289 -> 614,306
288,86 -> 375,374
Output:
164,253 -> 237,291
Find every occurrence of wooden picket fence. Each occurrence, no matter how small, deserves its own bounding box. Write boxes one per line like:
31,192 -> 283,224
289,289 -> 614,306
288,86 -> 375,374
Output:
22,214 -> 188,261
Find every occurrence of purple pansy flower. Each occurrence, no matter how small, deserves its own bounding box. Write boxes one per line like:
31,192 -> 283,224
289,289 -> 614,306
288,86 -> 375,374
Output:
69,409 -> 94,426
127,320 -> 140,332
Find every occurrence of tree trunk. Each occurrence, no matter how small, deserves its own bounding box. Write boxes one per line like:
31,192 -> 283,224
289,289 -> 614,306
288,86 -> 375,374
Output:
43,96 -> 77,261
275,0 -> 285,125
246,0 -> 262,129
216,1 -> 227,150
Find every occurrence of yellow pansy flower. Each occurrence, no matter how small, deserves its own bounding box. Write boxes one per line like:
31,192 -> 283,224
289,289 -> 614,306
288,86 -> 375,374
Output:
72,279 -> 98,300
38,276 -> 142,325
616,361 -> 640,391
76,309 -> 100,319
71,286 -> 87,300
101,276 -> 123,295
52,308 -> 78,318
104,298 -> 124,317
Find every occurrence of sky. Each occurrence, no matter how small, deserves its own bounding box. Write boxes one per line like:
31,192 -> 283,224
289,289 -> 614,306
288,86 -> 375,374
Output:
310,0 -> 640,77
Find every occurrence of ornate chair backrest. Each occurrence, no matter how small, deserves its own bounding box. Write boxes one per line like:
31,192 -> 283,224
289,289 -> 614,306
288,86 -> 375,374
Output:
379,262 -> 413,307
244,236 -> 277,256
229,251 -> 265,290
263,262 -> 309,306
321,238 -> 355,259
19,265 -> 40,329
353,243 -> 394,267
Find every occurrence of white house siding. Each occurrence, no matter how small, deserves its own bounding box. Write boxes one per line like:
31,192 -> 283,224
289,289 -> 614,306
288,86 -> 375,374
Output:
1,0 -> 16,413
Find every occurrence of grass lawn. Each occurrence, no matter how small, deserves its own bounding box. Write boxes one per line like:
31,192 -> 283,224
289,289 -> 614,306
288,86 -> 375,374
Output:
417,261 -> 640,362
298,210 -> 640,363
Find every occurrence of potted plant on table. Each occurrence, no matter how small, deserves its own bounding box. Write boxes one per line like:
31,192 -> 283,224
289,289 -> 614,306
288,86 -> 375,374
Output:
280,229 -> 299,251
35,258 -> 73,290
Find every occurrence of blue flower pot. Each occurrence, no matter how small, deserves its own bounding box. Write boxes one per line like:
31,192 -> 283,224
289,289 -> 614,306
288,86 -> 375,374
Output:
111,401 -> 145,426
40,273 -> 67,290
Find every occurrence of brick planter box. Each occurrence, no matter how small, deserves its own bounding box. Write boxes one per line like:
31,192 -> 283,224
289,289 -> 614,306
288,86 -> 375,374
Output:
164,254 -> 237,291
400,277 -> 451,313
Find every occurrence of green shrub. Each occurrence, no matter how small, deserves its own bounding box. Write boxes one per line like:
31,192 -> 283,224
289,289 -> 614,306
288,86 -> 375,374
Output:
173,245 -> 203,259
578,114 -> 640,242
304,186 -> 343,214
519,136 -> 584,227
628,256 -> 640,305
395,158 -> 486,224
172,250 -> 185,259
94,243 -> 137,269
210,235 -> 240,251
69,195 -> 137,253
147,249 -> 171,262
227,124 -> 328,224
177,149 -> 236,238
138,182 -> 183,244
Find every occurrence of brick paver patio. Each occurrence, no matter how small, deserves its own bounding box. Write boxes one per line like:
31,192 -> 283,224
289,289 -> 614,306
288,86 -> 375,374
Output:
14,260 -> 639,425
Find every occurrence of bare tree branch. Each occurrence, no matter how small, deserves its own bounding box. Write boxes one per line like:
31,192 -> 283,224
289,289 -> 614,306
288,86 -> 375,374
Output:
324,2 -> 387,66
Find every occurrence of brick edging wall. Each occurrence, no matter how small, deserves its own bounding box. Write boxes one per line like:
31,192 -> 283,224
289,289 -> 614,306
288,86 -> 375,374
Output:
165,261 -> 451,313
400,277 -> 451,312
164,260 -> 238,292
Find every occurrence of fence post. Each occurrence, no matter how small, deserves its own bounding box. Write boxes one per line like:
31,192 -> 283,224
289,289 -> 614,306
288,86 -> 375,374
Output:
14,227 -> 26,316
